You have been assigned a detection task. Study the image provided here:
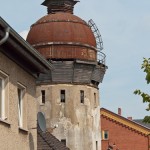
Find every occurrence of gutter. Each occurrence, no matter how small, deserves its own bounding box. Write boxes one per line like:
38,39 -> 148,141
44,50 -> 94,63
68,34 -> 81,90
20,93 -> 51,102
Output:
0,17 -> 53,72
0,27 -> 10,45
148,134 -> 150,150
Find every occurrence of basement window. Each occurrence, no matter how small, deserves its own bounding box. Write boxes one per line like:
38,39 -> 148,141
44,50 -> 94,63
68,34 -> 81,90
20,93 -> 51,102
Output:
41,90 -> 45,104
61,139 -> 66,146
80,90 -> 84,103
61,90 -> 65,103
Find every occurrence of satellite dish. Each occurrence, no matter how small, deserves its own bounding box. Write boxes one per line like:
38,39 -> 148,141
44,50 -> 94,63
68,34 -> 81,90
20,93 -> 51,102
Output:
37,112 -> 46,132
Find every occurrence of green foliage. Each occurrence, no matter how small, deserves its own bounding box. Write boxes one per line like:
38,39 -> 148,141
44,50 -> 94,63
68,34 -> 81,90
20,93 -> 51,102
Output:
142,58 -> 150,84
134,58 -> 150,123
134,90 -> 150,111
143,116 -> 150,123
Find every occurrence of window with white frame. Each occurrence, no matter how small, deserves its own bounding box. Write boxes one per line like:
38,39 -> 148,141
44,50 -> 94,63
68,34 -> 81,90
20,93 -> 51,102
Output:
0,77 -> 4,118
94,93 -> 96,104
0,70 -> 8,120
17,83 -> 26,128
102,130 -> 109,140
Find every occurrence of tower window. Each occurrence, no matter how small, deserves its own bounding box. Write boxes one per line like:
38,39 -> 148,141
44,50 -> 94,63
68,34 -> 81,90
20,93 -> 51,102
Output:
61,139 -> 66,146
80,90 -> 84,103
96,141 -> 98,150
61,90 -> 65,103
41,90 -> 45,104
94,93 -> 96,105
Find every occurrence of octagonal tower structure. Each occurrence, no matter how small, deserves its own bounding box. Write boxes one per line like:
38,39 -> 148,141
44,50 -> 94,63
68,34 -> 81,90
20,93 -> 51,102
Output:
27,0 -> 107,149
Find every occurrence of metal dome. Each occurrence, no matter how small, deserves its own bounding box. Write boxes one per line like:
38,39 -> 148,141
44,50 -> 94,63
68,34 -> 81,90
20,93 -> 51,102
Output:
27,12 -> 97,61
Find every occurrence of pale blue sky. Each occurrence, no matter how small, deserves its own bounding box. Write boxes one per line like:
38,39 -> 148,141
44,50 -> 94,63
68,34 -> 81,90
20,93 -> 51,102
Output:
1,0 -> 150,118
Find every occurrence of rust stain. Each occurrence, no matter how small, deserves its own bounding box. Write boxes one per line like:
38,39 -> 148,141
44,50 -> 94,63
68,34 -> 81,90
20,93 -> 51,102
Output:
37,46 -> 97,61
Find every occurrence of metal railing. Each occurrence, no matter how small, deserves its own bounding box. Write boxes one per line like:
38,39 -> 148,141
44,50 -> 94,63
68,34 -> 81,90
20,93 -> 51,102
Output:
88,19 -> 106,66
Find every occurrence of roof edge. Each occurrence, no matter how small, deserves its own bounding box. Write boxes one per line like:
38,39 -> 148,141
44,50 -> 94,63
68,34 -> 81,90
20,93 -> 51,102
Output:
0,17 -> 54,75
100,108 -> 150,136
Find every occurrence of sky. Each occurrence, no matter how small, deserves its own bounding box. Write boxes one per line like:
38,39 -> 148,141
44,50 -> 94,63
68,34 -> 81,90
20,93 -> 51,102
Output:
0,0 -> 150,119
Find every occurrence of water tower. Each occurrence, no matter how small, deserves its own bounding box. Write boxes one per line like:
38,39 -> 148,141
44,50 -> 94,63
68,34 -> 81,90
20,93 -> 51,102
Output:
27,0 -> 107,149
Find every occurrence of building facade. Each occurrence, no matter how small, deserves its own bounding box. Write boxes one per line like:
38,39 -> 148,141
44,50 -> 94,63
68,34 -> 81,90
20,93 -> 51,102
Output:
27,0 -> 107,150
0,17 -> 52,150
101,108 -> 150,150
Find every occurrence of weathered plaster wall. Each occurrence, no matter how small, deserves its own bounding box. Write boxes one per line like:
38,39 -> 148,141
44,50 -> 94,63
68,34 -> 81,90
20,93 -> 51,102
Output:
37,84 -> 101,150
0,52 -> 37,150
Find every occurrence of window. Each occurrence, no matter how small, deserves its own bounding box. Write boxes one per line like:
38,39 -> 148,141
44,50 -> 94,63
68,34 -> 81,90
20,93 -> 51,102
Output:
102,130 -> 109,140
61,90 -> 65,103
61,139 -> 66,146
96,141 -> 98,150
18,83 -> 26,128
41,90 -> 45,104
80,90 -> 84,103
0,70 -> 8,120
94,93 -> 96,105
0,77 -> 4,118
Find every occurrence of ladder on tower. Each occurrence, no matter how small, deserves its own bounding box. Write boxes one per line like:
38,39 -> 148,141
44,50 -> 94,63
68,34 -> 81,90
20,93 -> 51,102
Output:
88,19 -> 106,65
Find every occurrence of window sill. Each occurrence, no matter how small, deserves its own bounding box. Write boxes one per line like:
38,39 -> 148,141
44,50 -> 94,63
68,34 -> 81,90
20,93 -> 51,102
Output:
19,127 -> 29,134
0,119 -> 11,127
40,103 -> 45,106
102,139 -> 109,141
80,103 -> 85,105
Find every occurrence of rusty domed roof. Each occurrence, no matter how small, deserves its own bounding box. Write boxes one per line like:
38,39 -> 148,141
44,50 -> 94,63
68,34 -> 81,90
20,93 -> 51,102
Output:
27,12 -> 97,61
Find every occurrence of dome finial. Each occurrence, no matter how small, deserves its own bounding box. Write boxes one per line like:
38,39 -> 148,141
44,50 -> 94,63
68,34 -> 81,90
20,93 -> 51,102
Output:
42,0 -> 79,14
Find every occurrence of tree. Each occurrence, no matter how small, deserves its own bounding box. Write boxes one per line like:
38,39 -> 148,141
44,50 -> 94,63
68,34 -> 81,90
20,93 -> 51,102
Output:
134,58 -> 150,123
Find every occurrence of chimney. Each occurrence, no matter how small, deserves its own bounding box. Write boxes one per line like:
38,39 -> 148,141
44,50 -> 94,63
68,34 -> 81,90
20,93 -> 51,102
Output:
127,117 -> 132,120
118,108 -> 121,116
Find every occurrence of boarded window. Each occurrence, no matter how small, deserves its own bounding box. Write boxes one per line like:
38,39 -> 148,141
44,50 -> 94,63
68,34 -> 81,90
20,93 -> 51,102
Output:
61,139 -> 66,146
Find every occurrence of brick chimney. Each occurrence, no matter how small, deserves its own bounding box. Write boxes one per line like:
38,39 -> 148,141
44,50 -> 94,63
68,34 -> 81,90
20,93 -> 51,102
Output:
118,108 -> 121,116
127,117 -> 132,120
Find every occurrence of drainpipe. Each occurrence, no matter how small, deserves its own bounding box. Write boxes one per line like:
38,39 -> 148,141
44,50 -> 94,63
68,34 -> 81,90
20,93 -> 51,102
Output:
0,27 -> 10,45
148,134 -> 150,150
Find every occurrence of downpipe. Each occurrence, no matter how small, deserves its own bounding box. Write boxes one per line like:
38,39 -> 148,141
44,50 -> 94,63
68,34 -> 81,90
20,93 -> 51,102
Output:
0,27 -> 10,45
